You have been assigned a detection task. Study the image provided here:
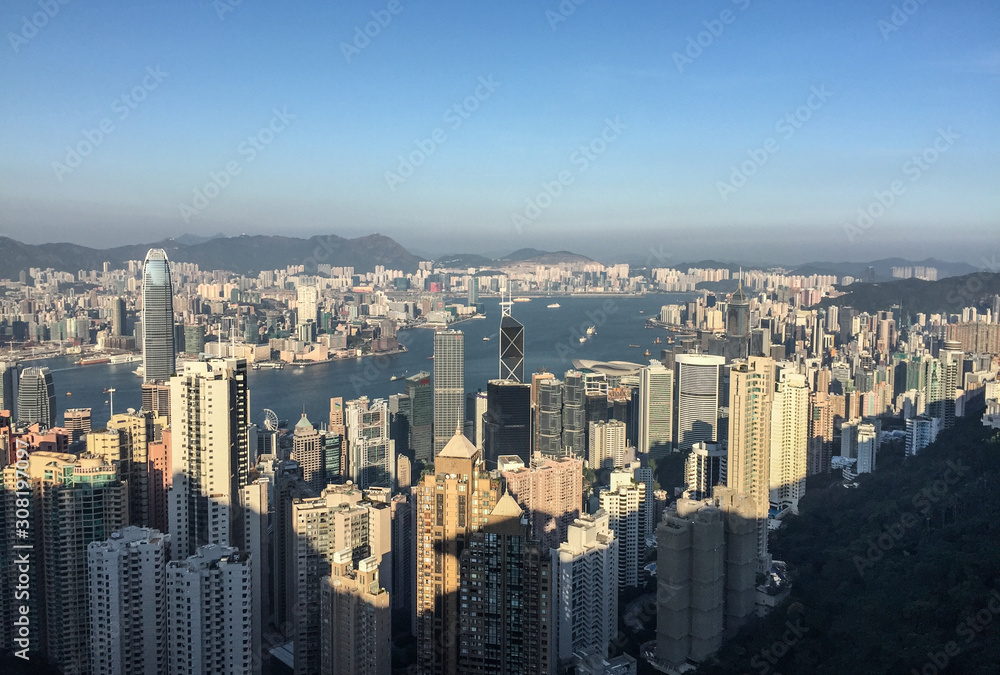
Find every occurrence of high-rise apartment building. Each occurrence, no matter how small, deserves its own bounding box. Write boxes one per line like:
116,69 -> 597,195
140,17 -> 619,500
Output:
675,354 -> 725,452
88,527 -> 170,675
141,249 -> 176,383
552,510 -> 618,666
458,493 -> 554,674
655,488 -> 756,670
107,409 -> 156,527
168,358 -> 251,559
808,391 -> 835,476
588,419 -> 627,470
683,442 -> 727,501
414,430 -> 500,673
64,407 -> 92,443
639,360 -> 674,455
17,366 -> 55,429
600,469 -> 649,588
166,545 -> 256,675
727,356 -> 774,570
433,330 -> 465,456
500,453 -> 583,550
320,552 -> 391,675
297,282 -> 319,327
769,367 -> 809,514
292,412 -> 324,491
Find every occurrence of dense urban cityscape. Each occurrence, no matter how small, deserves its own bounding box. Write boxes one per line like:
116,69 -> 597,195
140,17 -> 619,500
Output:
1,244 -> 999,674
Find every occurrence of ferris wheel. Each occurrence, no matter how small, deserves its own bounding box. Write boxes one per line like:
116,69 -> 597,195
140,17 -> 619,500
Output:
263,409 -> 279,431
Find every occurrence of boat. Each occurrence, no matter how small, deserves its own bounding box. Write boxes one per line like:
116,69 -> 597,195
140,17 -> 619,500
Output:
390,374 -> 405,381
578,337 -> 587,344
586,326 -> 596,336
109,354 -> 141,364
639,310 -> 645,314
513,298 -> 531,303
644,349 -> 651,357
547,303 -> 561,308
66,392 -> 72,396
482,336 -> 490,341
79,357 -> 110,366
653,337 -> 662,344
629,344 -> 640,348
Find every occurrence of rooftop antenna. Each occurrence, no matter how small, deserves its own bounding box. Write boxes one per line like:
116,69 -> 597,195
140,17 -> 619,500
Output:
500,286 -> 513,318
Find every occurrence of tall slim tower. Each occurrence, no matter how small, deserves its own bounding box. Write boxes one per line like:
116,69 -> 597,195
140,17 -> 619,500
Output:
727,356 -> 774,570
404,372 -> 433,465
498,294 -> 525,383
0,361 -> 18,414
769,367 -> 809,514
168,358 -> 251,559
141,249 -> 176,383
17,366 -> 55,429
433,330 -> 465,455
345,397 -> 396,489
639,360 -> 674,455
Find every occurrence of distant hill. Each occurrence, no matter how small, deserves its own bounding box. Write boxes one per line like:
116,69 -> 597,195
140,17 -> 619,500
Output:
819,272 -> 1000,315
792,257 -> 979,281
0,233 -> 422,279
435,249 -> 594,270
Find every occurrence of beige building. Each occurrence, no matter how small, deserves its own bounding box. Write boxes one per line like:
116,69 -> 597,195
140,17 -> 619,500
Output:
500,453 -> 583,550
769,367 -> 809,514
320,551 -> 390,675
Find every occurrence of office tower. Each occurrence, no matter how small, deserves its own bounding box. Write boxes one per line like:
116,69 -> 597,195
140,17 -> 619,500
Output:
88,527 -> 169,675
675,354 -> 726,453
483,379 -> 532,465
469,389 -> 488,450
458,492 -> 553,674
600,469 -> 649,588
297,282 -> 320,328
683,442 -> 727,501
320,552 -> 391,675
166,545 -> 255,675
345,397 -> 396,489
433,330 -> 465,455
588,419 -> 627,470
856,422 -> 878,474
17,366 -> 55,429
19,453 -> 127,673
467,276 -> 480,307
141,381 -> 171,423
168,359 -> 251,559
183,324 -> 205,355
562,370 -> 586,455
726,281 -> 750,339
388,492 -> 415,636
552,510 -> 618,666
402,372 -> 432,464
292,412 -> 324,491
0,361 -> 17,413
414,430 -> 500,673
499,303 -> 525,383
108,409 -> 156,527
141,249 -> 176,383
638,360 -> 673,456
769,368 -> 809,514
112,296 -> 127,336
500,453 -> 583,550
64,407 -> 92,443
289,484 -> 391,675
727,356 -> 774,570
536,377 -> 563,457
655,489 -> 756,669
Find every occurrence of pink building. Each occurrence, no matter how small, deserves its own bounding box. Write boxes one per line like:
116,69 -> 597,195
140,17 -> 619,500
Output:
500,454 -> 583,550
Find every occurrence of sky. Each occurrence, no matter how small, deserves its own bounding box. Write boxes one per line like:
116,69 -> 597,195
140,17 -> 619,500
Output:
1,0 -> 998,264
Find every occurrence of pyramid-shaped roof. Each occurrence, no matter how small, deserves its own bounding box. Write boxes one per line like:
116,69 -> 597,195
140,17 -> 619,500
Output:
438,428 -> 478,459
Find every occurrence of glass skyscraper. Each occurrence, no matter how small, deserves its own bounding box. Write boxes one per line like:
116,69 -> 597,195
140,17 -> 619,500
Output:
433,330 -> 465,456
17,366 -> 55,429
141,249 -> 176,383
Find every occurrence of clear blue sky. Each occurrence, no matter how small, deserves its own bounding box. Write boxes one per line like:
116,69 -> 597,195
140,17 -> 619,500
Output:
1,0 -> 997,264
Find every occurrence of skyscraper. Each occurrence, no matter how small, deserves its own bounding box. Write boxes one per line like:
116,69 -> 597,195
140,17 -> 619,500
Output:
166,545 -> 256,675
141,249 -> 176,383
107,409 -> 156,527
483,379 -> 532,465
562,370 -> 586,455
320,552 -> 391,675
292,412 -> 324,491
727,356 -> 774,570
168,358 -> 251,559
552,510 -> 618,667
536,377 -> 564,457
0,361 -> 17,414
499,300 -> 525,383
297,282 -> 319,327
683,442 -> 727,501
588,419 -> 627,470
88,527 -> 170,675
675,354 -> 725,453
600,469 -> 649,588
500,453 -> 583,550
433,330 -> 465,455
112,296 -> 127,336
345,397 -> 395,489
17,366 -> 55,429
414,430 -> 500,673
404,372 -> 433,464
639,360 -> 674,456
769,367 -> 809,514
